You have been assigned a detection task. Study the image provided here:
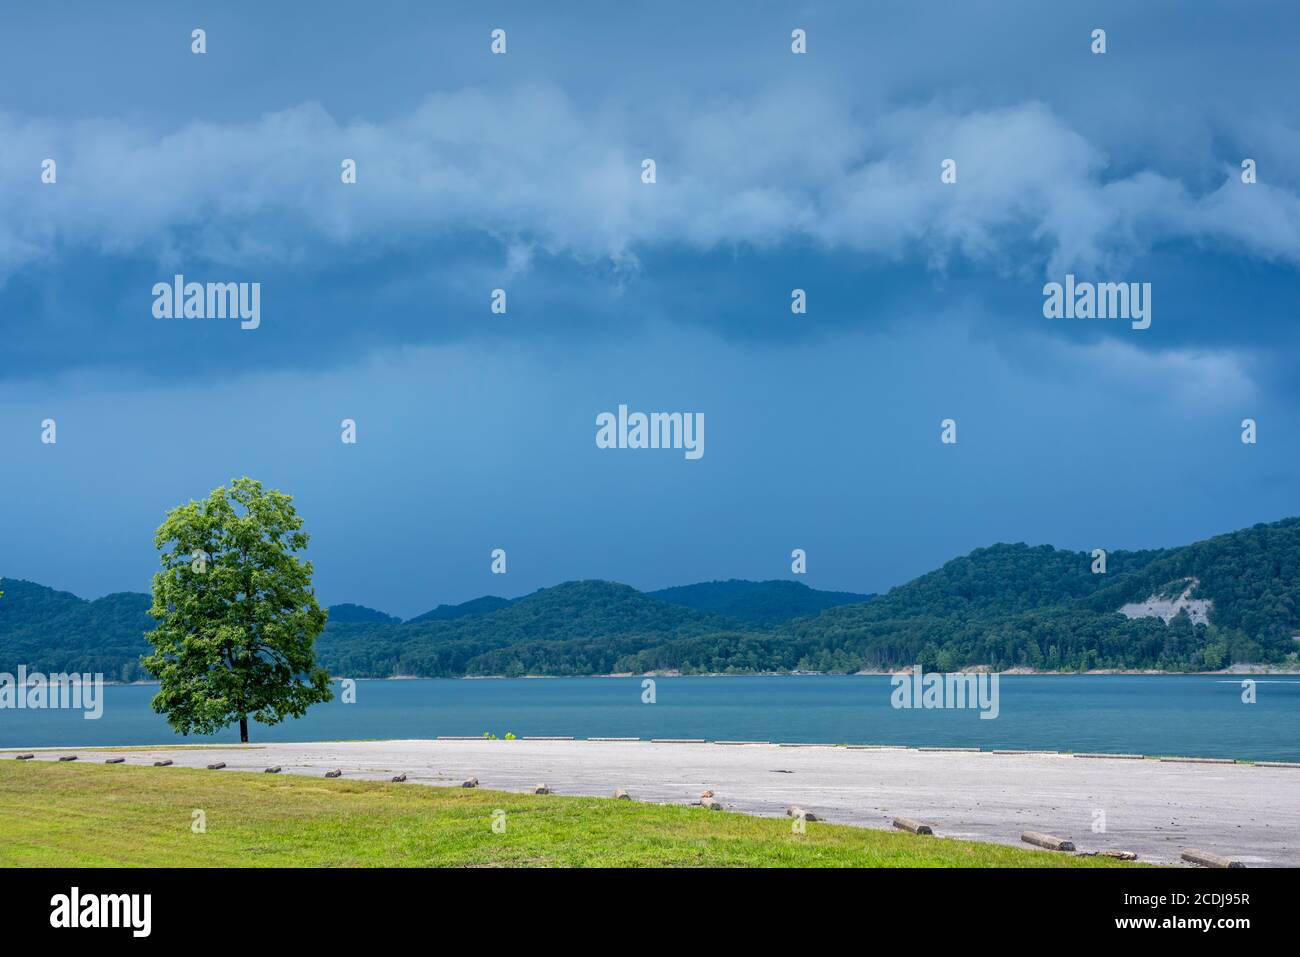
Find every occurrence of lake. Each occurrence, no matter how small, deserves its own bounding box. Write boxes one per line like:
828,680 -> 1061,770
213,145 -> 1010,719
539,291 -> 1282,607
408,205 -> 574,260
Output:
3,675 -> 1298,760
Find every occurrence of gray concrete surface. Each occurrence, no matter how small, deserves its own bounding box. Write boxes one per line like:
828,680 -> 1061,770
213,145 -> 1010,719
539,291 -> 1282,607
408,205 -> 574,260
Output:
7,739 -> 1299,866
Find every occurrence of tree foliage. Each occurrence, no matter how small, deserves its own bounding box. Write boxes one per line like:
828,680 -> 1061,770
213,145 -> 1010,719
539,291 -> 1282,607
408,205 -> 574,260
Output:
142,478 -> 331,741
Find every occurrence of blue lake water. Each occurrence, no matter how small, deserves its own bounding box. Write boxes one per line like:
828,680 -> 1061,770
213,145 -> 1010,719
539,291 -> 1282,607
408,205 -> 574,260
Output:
3,675 -> 1299,760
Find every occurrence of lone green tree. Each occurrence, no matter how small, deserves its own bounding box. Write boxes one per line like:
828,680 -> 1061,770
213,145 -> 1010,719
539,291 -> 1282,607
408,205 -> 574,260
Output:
143,478 -> 332,742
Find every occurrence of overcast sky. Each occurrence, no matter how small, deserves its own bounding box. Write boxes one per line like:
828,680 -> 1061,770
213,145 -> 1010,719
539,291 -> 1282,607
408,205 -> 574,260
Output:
1,1 -> 1297,617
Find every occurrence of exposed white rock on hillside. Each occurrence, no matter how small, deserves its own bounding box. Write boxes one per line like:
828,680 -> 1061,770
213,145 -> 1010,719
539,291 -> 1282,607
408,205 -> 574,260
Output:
1119,579 -> 1212,626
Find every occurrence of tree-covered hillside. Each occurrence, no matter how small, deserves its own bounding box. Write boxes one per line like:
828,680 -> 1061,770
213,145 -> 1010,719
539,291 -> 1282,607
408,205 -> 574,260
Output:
318,580 -> 747,677
648,579 -> 874,623
326,603 -> 401,624
0,580 -> 154,681
5,518 -> 1300,678
783,521 -> 1300,672
406,595 -> 514,624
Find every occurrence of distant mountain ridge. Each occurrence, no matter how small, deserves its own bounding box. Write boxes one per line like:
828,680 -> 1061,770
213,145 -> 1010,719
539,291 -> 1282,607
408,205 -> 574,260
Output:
648,579 -> 874,624
0,576 -> 872,680
407,595 -> 514,624
5,517 -> 1300,678
0,580 -> 154,682
325,603 -> 402,625
321,580 -> 749,678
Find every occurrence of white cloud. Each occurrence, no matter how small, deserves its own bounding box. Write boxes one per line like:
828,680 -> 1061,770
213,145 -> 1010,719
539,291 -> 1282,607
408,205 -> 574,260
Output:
1040,335 -> 1260,408
1,87 -> 1297,281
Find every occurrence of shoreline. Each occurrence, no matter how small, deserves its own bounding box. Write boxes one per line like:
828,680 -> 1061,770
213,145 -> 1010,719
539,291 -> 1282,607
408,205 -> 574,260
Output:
77,665 -> 1300,686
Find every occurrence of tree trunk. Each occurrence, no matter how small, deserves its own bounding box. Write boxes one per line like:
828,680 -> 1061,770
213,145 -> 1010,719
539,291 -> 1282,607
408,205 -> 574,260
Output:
240,716 -> 249,743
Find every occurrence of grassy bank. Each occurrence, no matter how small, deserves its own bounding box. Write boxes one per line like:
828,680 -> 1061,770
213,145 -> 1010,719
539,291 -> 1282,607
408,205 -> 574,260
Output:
0,761 -> 1133,867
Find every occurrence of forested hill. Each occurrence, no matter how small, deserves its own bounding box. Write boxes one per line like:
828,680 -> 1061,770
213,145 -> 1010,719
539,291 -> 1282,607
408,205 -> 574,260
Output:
0,576 -> 865,679
319,580 -> 746,678
648,579 -> 874,624
406,595 -> 514,624
326,603 -> 401,624
776,519 -> 1300,673
0,580 -> 154,682
4,518 -> 1300,678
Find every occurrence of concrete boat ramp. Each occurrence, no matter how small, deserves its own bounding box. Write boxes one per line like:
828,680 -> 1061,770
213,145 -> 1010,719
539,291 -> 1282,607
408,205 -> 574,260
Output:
8,739 -> 1299,866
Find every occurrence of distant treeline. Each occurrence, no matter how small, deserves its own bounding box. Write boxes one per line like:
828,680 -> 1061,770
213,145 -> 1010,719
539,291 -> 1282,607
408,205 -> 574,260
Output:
4,518 -> 1300,678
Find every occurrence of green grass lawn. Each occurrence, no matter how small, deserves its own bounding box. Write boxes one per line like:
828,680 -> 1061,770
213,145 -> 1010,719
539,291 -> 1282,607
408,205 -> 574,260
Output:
0,761 -> 1135,867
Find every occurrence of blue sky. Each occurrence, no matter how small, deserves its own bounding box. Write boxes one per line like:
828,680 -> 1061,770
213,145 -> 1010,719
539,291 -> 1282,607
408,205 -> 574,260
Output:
1,1 -> 1298,618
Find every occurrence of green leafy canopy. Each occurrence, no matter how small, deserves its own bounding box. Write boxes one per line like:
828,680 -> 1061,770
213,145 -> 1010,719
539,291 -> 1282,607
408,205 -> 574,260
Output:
142,477 -> 332,740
